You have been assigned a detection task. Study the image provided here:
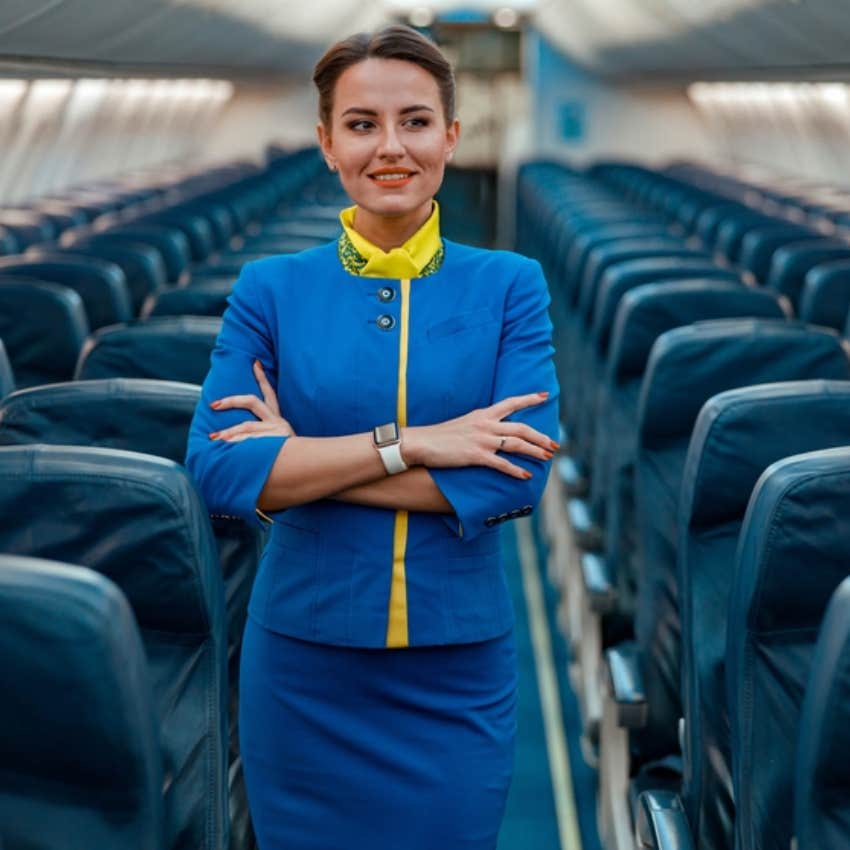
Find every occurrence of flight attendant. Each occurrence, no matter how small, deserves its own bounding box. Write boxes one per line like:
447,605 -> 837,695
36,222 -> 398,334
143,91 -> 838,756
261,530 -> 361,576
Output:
186,23 -> 559,850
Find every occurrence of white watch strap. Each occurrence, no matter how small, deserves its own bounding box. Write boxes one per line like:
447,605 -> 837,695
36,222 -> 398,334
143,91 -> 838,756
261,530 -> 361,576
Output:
377,441 -> 408,475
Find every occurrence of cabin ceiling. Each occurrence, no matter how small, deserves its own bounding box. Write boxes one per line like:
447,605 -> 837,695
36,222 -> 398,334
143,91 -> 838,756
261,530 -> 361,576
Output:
0,0 -> 849,80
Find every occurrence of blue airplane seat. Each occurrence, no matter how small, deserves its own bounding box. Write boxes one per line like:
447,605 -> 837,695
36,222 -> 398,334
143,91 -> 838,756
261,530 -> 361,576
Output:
181,202 -> 236,248
0,224 -> 19,255
75,316 -> 221,385
143,281 -> 233,317
0,210 -> 55,250
597,284 -> 788,614
235,234 -> 330,255
135,211 -> 216,262
0,279 -> 89,386
737,225 -> 825,284
0,554 -> 164,850
575,257 -> 735,472
94,223 -> 191,283
0,337 -> 15,398
44,239 -> 168,315
629,320 -> 850,765
0,253 -> 131,330
713,211 -> 779,264
728,447 -> 850,850
793,575 -> 850,850
0,445 -> 228,850
677,384 -> 850,850
0,378 -> 266,833
692,202 -> 750,251
766,239 -> 850,310
798,259 -> 850,330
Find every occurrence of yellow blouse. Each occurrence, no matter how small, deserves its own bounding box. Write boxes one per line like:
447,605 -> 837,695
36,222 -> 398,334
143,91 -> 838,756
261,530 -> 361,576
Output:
337,202 -> 444,278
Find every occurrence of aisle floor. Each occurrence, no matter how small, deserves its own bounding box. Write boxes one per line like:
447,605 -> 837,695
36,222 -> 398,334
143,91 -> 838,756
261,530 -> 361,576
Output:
497,518 -> 602,850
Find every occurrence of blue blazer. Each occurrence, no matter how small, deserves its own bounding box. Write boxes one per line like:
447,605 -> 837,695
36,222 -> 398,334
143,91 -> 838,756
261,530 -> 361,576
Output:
186,239 -> 559,647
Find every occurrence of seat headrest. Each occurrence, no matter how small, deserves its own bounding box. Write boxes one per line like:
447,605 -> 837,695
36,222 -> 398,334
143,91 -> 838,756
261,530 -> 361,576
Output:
0,444 -> 222,635
609,281 -> 786,381
75,316 -> 221,384
638,320 -> 850,446
0,279 -> 89,385
144,281 -> 233,318
798,258 -> 850,331
682,380 -> 850,528
0,336 -> 15,398
736,446 -> 850,633
0,379 -> 200,463
0,554 -> 162,841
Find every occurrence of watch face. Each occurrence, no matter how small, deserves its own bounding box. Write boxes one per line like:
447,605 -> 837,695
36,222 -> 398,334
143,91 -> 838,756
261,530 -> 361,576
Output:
374,422 -> 399,446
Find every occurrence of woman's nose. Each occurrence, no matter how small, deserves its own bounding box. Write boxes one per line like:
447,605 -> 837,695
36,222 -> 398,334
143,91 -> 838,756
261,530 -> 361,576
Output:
376,125 -> 405,157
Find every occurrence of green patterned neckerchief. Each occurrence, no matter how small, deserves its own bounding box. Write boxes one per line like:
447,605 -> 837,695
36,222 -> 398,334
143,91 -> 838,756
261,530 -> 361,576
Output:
337,230 -> 445,278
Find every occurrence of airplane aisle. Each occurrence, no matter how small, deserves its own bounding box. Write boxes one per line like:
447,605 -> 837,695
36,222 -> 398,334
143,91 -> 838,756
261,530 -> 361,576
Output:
498,510 -> 602,850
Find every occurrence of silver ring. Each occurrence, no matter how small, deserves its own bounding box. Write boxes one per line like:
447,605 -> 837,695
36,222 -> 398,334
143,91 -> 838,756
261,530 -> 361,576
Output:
498,437 -> 506,450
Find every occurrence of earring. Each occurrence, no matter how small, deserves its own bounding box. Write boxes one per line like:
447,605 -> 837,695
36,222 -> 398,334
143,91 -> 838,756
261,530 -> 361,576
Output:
327,161 -> 337,172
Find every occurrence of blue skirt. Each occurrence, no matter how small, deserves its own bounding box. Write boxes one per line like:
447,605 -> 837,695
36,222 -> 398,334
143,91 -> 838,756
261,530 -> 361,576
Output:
239,617 -> 517,850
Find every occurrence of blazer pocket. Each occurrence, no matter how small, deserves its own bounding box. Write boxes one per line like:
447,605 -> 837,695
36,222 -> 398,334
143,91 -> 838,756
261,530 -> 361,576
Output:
427,307 -> 497,341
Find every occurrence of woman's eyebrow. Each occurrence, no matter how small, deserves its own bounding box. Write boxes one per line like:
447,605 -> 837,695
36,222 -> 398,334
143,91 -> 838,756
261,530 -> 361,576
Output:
340,104 -> 435,117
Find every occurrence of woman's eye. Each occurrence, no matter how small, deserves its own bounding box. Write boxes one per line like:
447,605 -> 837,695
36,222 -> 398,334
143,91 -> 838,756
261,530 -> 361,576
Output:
348,120 -> 374,131
405,116 -> 430,128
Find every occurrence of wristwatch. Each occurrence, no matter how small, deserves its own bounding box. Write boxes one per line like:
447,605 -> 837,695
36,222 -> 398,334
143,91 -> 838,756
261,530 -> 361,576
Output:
372,422 -> 409,475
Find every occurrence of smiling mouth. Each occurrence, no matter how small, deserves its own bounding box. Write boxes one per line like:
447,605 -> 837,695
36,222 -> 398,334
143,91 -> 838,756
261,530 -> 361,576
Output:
369,170 -> 416,183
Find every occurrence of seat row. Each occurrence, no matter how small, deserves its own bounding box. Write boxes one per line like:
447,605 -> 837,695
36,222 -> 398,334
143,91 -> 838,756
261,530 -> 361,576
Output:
517,159 -> 850,850
0,146 -> 345,391
0,153 -> 353,850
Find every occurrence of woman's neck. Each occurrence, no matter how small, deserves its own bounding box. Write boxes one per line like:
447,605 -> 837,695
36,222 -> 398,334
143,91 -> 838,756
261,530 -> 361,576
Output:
352,201 -> 433,252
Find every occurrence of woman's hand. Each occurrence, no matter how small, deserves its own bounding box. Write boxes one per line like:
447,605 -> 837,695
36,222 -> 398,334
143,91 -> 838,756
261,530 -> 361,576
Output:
401,392 -> 558,480
209,360 -> 295,442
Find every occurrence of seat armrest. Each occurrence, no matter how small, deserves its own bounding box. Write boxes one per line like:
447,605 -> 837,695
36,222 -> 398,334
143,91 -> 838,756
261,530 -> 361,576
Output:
567,497 -> 604,551
635,790 -> 695,850
605,643 -> 648,728
580,552 -> 617,613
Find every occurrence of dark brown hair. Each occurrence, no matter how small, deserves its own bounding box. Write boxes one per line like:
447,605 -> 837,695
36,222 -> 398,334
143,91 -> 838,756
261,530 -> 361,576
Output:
312,25 -> 456,128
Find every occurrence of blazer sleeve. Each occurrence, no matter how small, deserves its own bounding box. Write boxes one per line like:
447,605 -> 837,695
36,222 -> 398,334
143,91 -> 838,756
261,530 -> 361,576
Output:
429,257 -> 560,541
185,262 -> 288,529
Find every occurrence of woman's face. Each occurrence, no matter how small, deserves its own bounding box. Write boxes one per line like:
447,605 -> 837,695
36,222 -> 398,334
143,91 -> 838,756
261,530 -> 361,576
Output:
317,57 -> 460,228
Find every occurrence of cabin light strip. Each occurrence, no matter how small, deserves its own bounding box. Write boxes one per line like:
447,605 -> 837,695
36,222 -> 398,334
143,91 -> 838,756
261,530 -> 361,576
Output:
688,81 -> 850,110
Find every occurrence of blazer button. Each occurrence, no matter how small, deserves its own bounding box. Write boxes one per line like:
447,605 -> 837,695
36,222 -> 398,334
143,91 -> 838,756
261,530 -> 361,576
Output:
520,505 -> 533,516
376,314 -> 396,330
509,508 -> 523,519
377,286 -> 396,302
497,512 -> 510,523
485,517 -> 499,527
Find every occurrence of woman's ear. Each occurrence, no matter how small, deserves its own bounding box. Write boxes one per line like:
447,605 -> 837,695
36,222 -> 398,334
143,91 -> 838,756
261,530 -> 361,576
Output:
445,118 -> 461,162
316,122 -> 336,172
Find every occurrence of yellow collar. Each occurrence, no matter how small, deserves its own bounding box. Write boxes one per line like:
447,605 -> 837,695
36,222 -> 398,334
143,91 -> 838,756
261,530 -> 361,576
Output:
338,202 -> 442,278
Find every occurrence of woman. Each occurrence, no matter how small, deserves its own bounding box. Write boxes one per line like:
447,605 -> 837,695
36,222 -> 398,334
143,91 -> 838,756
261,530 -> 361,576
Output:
186,24 -> 559,850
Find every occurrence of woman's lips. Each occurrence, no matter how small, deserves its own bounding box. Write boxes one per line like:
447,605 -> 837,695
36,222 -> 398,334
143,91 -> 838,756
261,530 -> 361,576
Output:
369,171 -> 415,189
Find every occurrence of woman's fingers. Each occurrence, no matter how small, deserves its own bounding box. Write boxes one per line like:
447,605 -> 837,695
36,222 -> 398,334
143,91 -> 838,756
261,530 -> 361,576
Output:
490,391 -> 549,419
210,393 -> 271,420
496,435 -> 553,462
210,420 -> 290,441
497,421 -> 558,452
486,454 -> 534,480
253,360 -> 281,417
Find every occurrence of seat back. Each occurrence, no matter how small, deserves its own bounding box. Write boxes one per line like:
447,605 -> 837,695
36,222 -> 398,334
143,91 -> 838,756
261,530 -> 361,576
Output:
0,554 -> 163,850
0,254 -> 132,329
728,447 -> 850,850
75,317 -> 221,384
766,239 -> 850,310
599,283 -> 788,601
632,320 -> 850,764
794,576 -> 850,850
679,383 -> 850,850
0,279 -> 89,386
0,445 -> 228,850
0,337 -> 14,398
798,258 -> 850,330
144,281 -> 233,318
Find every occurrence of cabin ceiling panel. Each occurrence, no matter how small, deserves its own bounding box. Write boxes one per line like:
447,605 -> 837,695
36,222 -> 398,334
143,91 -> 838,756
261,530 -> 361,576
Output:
0,0 -> 386,77
536,0 -> 850,79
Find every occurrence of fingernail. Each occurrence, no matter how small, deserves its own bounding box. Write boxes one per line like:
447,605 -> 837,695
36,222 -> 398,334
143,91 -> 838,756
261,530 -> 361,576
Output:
543,450 -> 553,460
253,359 -> 260,368
537,391 -> 549,398
550,440 -> 560,451
523,470 -> 533,480
209,431 -> 220,439
210,400 -> 221,409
